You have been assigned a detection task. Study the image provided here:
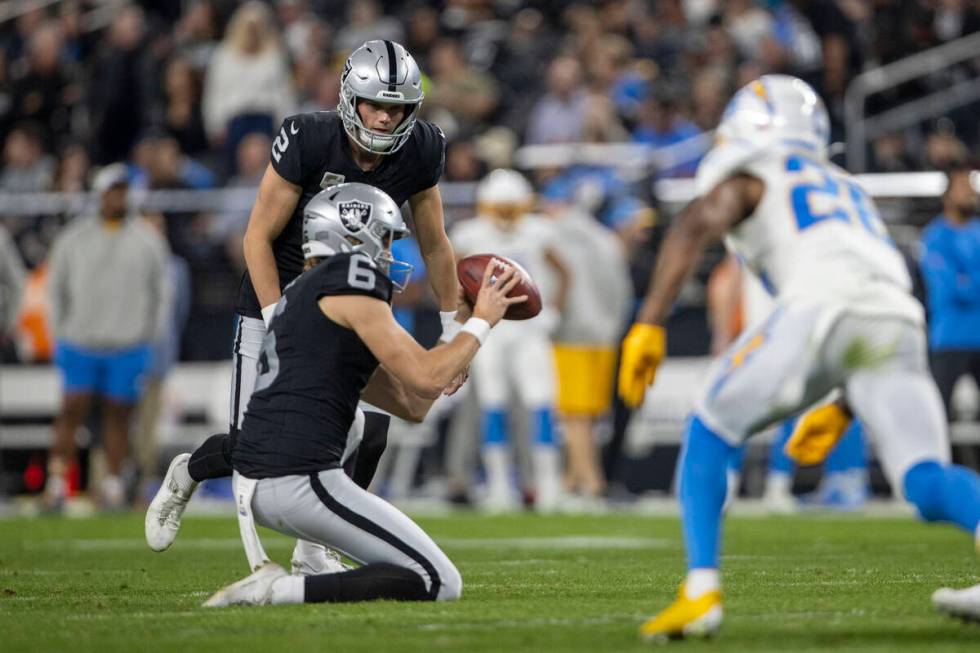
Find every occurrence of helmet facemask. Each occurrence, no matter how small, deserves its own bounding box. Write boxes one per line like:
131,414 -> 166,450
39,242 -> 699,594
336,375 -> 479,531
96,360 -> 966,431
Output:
339,91 -> 421,155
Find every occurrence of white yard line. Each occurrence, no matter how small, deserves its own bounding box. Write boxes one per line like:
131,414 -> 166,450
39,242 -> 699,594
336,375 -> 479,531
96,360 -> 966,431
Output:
31,535 -> 674,552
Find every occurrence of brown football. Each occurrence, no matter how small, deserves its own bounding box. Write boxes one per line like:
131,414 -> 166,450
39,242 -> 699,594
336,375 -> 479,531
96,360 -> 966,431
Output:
456,253 -> 542,321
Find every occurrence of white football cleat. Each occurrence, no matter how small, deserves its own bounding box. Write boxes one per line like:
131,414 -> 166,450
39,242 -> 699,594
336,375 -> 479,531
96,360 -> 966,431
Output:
203,562 -> 288,608
145,453 -> 197,552
290,540 -> 351,575
933,584 -> 980,623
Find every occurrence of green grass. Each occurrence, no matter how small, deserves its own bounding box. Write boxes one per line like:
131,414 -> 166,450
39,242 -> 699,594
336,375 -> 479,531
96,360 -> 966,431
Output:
0,512 -> 978,652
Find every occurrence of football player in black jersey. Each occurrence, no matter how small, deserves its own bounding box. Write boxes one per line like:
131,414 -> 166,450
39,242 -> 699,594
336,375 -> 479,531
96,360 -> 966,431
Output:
146,41 -> 461,572
200,183 -> 523,606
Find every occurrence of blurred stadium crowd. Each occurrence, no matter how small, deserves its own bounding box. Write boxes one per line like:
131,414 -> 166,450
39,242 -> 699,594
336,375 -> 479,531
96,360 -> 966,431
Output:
2,0 -> 980,510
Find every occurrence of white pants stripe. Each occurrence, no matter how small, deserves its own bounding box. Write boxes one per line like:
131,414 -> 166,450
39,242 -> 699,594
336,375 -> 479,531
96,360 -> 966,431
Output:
229,316 -> 265,431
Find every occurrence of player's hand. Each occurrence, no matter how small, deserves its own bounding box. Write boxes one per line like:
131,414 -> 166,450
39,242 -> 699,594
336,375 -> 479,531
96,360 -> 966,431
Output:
618,323 -> 666,408
443,368 -> 469,396
473,262 -> 526,327
784,403 -> 851,465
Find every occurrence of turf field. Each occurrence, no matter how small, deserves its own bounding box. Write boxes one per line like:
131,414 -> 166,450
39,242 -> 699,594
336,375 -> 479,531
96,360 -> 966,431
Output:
1,511 -> 978,652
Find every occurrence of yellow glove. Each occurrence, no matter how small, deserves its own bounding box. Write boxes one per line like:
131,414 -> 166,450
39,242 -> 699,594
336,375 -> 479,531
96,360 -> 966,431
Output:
784,403 -> 852,466
618,323 -> 666,409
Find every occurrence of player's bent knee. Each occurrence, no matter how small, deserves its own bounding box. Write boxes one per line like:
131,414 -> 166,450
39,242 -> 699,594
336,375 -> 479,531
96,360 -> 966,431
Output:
902,461 -> 946,522
437,561 -> 462,601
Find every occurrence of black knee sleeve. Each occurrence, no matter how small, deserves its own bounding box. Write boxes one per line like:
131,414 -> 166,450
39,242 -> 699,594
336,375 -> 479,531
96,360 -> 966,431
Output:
303,563 -> 429,603
345,412 -> 390,490
186,431 -> 236,482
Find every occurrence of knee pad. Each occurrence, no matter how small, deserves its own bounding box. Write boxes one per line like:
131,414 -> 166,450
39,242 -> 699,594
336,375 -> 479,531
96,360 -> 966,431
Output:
902,461 -> 946,522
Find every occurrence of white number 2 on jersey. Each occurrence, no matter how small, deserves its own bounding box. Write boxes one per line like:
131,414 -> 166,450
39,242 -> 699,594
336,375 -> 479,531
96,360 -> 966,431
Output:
271,126 -> 290,163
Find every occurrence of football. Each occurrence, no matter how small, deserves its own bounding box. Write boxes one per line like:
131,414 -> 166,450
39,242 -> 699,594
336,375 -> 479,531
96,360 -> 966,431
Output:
456,253 -> 542,320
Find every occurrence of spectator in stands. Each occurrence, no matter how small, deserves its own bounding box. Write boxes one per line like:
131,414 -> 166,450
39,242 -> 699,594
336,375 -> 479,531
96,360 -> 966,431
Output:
405,3 -> 440,71
0,122 -> 55,193
173,0 -> 219,72
427,39 -> 498,133
202,1 -> 295,172
689,68 -> 731,133
444,139 -> 487,183
88,4 -> 150,165
724,0 -> 777,61
545,196 -> 632,506
215,132 -> 272,272
924,129 -> 969,170
160,56 -> 209,157
920,164 -> 980,423
8,21 -> 77,149
334,0 -> 404,55
873,132 -> 916,173
934,0 -> 980,42
632,84 -> 704,178
525,56 -> 589,145
44,164 -> 169,510
0,224 -> 25,347
51,142 -> 90,193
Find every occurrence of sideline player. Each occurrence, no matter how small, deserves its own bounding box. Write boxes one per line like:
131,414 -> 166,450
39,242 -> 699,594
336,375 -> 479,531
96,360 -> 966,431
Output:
146,41 -> 459,573
203,183 -> 523,606
617,75 -> 980,640
449,169 -> 569,511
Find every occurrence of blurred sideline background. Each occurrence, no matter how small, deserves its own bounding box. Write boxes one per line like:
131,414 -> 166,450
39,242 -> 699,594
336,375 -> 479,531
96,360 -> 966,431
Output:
1,0 -> 980,514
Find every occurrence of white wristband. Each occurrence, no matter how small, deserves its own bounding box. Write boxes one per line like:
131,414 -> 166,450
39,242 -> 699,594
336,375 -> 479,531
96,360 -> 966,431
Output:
261,303 -> 277,328
460,317 -> 490,345
439,310 -> 461,343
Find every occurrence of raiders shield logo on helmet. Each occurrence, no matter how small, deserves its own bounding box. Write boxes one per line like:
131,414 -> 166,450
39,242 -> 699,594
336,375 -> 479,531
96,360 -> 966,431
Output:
338,200 -> 372,231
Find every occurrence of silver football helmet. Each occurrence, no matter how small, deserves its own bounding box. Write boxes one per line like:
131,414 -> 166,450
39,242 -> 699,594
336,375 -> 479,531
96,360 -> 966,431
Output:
339,40 -> 424,155
302,183 -> 413,291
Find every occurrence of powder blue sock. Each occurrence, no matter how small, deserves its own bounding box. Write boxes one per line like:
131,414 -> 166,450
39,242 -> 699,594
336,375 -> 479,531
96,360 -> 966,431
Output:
903,461 -> 980,533
680,415 -> 737,570
482,409 -> 507,446
727,444 -> 745,474
532,408 -> 556,446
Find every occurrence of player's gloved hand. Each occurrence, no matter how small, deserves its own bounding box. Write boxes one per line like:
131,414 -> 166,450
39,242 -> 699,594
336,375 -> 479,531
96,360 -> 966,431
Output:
784,402 -> 851,465
618,323 -> 666,409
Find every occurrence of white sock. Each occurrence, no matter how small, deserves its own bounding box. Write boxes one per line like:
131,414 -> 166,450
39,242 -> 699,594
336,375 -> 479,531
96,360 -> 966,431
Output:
764,471 -> 792,498
685,568 -> 720,599
270,575 -> 305,605
482,445 -> 510,495
533,445 -> 562,511
725,469 -> 741,504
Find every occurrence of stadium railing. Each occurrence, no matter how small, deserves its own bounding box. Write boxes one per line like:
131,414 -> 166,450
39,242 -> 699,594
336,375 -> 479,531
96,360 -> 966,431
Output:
844,30 -> 980,172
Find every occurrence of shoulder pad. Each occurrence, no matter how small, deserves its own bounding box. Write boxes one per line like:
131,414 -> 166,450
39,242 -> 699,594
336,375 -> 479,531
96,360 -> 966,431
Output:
695,139 -> 764,197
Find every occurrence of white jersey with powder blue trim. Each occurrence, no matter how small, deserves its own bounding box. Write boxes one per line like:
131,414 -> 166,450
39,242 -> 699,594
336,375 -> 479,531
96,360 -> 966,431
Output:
695,140 -> 923,327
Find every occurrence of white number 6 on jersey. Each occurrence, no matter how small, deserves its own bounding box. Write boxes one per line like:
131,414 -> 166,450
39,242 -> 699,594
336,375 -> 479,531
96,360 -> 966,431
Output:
348,254 -> 376,290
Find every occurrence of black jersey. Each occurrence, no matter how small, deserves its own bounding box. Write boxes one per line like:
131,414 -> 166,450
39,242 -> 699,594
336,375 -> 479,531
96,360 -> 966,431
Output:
233,252 -> 393,478
236,111 -> 445,318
